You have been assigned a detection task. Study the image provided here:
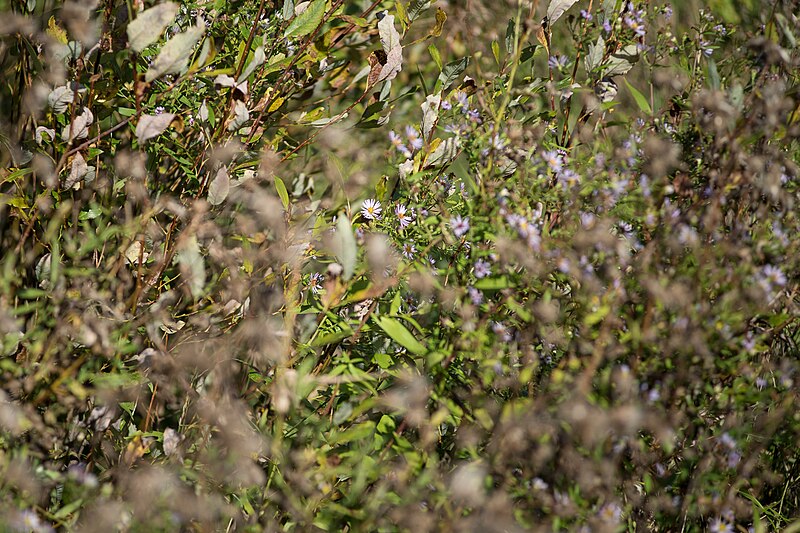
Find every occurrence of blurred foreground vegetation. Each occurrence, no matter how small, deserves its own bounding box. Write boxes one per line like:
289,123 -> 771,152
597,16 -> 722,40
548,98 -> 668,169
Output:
1,0 -> 800,531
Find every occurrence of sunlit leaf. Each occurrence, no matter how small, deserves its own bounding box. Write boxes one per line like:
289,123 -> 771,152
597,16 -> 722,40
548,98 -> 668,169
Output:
275,176 -> 289,209
421,93 -> 440,141
373,316 -> 426,355
546,0 -> 579,25
284,0 -> 325,38
624,79 -> 652,115
145,23 -> 205,82
207,166 -> 230,205
47,85 -> 73,114
127,2 -> 179,52
436,57 -> 469,91
238,46 -> 265,82
135,113 -> 175,143
178,236 -> 205,300
227,100 -> 250,131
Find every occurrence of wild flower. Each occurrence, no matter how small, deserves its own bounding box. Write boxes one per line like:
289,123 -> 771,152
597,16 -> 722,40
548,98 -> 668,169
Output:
467,286 -> 483,305
361,199 -> 382,220
491,322 -> 512,342
405,125 -> 423,150
709,517 -> 734,533
389,131 -> 411,157
308,272 -> 323,294
395,204 -> 414,228
401,242 -> 416,259
603,19 -> 612,33
548,55 -> 568,70
624,9 -> 647,37
580,9 -> 592,20
12,510 -> 53,533
598,502 -> 622,522
450,215 -> 470,238
758,264 -> 787,298
531,477 -> 548,490
455,91 -> 469,109
473,259 -> 491,278
441,100 -> 452,110
557,168 -> 580,188
541,150 -> 563,173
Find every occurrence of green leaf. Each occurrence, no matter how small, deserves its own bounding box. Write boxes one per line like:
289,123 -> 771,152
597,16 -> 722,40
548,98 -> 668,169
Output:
373,316 -> 426,355
436,57 -> 469,92
336,213 -> 357,280
624,79 -> 652,115
312,325 -> 353,347
473,276 -> 510,290
428,43 -> 442,70
274,176 -> 289,209
284,0 -> 326,39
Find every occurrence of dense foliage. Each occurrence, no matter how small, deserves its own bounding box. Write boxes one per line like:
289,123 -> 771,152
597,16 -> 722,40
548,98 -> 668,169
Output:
1,0 -> 799,530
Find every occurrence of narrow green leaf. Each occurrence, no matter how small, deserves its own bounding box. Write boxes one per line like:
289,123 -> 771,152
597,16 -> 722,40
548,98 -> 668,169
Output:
284,0 -> 326,39
428,43 -> 442,70
473,276 -> 510,290
373,316 -> 426,354
274,176 -> 289,209
624,79 -> 652,115
491,40 -> 501,65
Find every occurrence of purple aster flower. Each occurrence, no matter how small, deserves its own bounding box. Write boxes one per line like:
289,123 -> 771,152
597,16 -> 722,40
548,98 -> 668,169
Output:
467,286 -> 483,305
441,100 -> 452,110
405,125 -> 423,150
450,215 -> 470,238
401,242 -> 416,259
548,55 -> 568,69
389,130 -> 411,156
361,198 -> 382,220
580,9 -> 592,20
474,259 -> 491,278
603,19 -> 612,33
542,149 -> 563,172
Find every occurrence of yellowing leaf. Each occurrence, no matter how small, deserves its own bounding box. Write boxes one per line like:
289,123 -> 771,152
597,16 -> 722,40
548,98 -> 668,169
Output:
430,8 -> 446,37
47,17 -> 68,44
